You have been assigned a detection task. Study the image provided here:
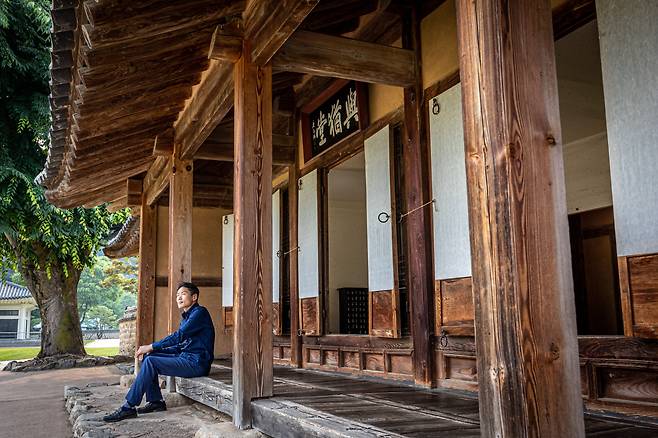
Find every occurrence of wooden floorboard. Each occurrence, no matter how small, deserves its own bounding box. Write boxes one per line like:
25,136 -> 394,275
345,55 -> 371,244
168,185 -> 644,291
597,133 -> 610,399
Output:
174,363 -> 658,437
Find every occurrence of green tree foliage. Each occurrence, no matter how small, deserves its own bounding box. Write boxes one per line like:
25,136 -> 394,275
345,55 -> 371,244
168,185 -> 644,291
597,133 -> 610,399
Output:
100,256 -> 138,296
0,0 -> 128,356
87,305 -> 118,331
77,256 -> 136,327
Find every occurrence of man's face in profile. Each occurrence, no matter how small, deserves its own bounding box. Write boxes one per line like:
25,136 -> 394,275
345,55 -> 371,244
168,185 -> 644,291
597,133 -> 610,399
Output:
176,287 -> 197,310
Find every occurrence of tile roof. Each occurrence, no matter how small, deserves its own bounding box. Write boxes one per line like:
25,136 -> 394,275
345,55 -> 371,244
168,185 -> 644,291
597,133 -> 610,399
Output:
0,281 -> 32,301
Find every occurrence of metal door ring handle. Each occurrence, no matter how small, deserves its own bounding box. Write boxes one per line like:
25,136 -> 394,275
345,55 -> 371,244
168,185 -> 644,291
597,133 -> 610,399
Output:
378,212 -> 390,223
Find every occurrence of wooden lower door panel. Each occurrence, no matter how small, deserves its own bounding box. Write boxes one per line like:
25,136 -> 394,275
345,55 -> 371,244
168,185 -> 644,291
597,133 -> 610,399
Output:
369,289 -> 400,338
300,297 -> 320,336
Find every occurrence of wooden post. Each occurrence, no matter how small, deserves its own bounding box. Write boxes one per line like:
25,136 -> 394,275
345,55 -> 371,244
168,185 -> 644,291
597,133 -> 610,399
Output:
232,47 -> 273,428
456,0 -> 585,436
401,7 -> 434,387
288,162 -> 302,368
167,156 -> 193,333
136,198 -> 157,345
135,196 -> 157,375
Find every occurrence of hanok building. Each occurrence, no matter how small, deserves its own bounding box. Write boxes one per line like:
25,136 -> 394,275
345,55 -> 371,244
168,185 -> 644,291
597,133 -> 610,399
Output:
38,0 -> 658,436
0,281 -> 37,340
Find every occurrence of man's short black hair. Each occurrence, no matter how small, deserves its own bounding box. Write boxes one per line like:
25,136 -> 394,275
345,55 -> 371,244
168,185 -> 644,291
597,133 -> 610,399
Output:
177,282 -> 200,298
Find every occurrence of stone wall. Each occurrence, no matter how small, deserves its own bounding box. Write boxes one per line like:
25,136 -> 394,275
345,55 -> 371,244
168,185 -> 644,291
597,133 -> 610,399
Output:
118,306 -> 136,356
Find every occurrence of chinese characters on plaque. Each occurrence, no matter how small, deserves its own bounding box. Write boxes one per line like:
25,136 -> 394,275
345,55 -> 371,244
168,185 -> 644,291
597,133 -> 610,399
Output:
302,80 -> 367,161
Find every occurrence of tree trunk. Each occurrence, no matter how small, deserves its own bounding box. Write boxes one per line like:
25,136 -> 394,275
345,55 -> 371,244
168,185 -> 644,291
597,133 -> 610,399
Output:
19,257 -> 86,358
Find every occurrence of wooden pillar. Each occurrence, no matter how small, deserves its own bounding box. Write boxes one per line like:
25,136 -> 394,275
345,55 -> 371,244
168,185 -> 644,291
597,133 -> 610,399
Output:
136,198 -> 157,347
167,156 -> 193,333
401,6 -> 434,386
288,162 -> 302,368
456,0 -> 585,436
232,48 -> 273,428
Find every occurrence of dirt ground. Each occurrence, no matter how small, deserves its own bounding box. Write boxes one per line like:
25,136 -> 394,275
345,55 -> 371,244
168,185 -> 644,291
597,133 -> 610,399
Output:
0,365 -> 122,438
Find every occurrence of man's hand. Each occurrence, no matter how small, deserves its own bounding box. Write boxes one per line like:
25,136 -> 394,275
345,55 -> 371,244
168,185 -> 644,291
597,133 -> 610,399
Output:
135,344 -> 154,361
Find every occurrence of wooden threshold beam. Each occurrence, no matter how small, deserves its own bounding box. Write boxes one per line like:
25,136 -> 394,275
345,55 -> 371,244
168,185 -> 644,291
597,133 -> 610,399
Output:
273,30 -> 415,87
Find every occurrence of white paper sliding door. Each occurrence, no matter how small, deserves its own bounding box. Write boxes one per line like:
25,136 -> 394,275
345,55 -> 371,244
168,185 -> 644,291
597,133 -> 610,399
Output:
221,213 -> 234,329
364,126 -> 399,338
298,170 -> 321,335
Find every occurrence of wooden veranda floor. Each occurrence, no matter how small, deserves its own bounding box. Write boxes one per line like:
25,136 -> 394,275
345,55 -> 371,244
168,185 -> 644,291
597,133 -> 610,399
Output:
176,362 -> 658,437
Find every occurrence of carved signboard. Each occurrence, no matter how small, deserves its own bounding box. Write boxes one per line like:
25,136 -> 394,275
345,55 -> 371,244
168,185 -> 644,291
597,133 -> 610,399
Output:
301,80 -> 368,162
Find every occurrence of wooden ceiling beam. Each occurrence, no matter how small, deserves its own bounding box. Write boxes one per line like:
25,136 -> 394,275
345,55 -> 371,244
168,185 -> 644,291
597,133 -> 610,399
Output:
79,53 -> 207,89
82,1 -> 244,50
70,147 -> 153,173
82,24 -> 212,68
72,137 -> 152,162
71,124 -> 165,153
176,0 -> 316,161
76,86 -> 192,124
245,0 -> 320,65
195,134 -> 296,165
273,30 -> 414,87
47,181 -> 126,209
176,62 -> 234,161
67,157 -> 153,188
75,113 -> 178,143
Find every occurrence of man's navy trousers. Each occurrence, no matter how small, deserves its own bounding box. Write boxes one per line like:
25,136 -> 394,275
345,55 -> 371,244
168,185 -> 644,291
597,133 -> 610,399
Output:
126,303 -> 215,407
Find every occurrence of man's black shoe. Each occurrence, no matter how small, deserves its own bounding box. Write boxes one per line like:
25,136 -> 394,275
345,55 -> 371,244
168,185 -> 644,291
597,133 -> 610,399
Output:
103,406 -> 137,422
137,401 -> 167,414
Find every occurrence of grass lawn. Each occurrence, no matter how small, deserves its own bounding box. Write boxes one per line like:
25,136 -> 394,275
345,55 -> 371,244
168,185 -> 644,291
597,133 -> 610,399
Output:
0,346 -> 119,361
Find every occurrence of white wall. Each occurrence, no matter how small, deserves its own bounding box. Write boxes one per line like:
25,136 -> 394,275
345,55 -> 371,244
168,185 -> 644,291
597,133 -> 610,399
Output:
328,165 -> 369,334
597,1 -> 658,256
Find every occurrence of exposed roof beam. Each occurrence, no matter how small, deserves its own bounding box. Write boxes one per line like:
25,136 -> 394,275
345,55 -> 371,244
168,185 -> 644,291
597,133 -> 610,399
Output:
176,0 -> 318,161
245,0 -> 320,65
143,156 -> 170,206
274,30 -> 414,87
195,134 -> 296,165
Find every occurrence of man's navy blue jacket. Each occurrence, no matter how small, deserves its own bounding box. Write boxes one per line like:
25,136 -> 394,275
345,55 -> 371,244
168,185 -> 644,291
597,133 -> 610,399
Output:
151,303 -> 215,371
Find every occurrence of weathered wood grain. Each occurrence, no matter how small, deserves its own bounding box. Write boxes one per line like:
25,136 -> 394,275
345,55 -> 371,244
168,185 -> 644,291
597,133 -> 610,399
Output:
167,156 -> 193,333
301,297 -> 320,336
401,6 -> 435,388
456,0 -> 585,436
232,54 -> 273,428
244,0 -> 319,66
273,31 -> 414,87
369,290 -> 400,338
136,199 -> 157,346
628,254 -> 658,338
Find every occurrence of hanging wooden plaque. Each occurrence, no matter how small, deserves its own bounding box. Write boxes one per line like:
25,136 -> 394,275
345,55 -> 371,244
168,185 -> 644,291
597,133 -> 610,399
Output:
301,79 -> 368,162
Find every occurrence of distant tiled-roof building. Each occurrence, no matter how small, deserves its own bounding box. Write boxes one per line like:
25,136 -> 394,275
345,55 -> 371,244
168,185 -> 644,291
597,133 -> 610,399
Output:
0,281 -> 37,339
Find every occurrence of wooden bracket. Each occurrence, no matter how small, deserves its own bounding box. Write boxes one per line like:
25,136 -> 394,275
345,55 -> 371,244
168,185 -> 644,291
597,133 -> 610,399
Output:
153,128 -> 175,156
126,177 -> 143,207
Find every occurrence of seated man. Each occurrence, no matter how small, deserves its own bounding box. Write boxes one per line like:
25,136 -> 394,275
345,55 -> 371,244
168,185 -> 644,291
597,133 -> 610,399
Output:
104,282 -> 215,422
